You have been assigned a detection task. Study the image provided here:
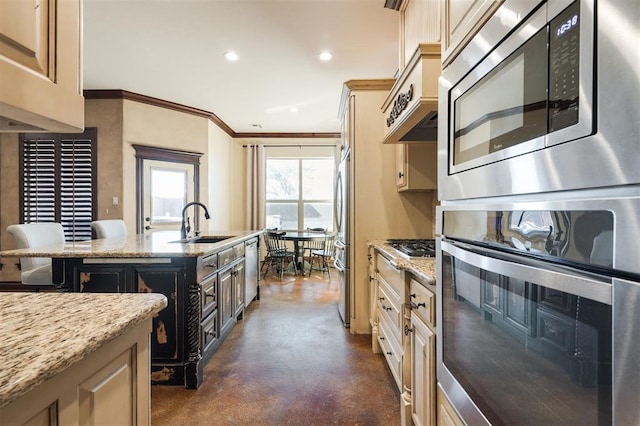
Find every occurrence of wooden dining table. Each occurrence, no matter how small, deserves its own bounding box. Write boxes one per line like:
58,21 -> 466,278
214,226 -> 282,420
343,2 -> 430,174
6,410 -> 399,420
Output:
280,231 -> 327,272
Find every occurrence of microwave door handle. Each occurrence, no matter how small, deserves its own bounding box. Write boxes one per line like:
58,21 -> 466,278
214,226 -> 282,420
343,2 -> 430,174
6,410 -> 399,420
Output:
441,240 -> 611,305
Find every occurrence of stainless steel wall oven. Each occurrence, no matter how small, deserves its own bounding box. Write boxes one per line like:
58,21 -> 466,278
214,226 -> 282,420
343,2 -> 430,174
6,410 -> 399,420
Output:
438,0 -> 640,201
436,194 -> 640,425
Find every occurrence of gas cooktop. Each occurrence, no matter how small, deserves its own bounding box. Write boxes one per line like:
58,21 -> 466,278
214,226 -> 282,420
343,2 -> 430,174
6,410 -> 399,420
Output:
386,239 -> 436,258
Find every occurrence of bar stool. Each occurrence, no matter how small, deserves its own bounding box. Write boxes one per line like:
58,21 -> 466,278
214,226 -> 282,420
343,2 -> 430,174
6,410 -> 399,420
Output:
91,220 -> 127,239
7,223 -> 65,288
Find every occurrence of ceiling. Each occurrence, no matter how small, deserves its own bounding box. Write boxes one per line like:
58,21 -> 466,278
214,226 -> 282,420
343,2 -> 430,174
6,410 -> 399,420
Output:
83,0 -> 400,135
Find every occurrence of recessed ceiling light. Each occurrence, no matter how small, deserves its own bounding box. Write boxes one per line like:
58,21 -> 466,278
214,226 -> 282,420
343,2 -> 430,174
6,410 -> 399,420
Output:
224,51 -> 239,61
289,107 -> 299,113
319,51 -> 332,61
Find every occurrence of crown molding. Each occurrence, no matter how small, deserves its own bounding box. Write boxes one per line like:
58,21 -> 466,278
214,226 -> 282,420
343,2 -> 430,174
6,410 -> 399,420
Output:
84,89 -> 340,139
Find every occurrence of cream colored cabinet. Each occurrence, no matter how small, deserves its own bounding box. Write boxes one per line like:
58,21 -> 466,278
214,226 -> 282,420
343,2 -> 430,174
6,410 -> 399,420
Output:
398,0 -> 442,71
408,278 -> 436,426
442,0 -> 505,66
375,251 -> 407,391
396,143 -> 438,192
0,0 -> 84,132
437,384 -> 465,426
0,319 -> 151,425
339,79 -> 433,334
368,247 -> 382,353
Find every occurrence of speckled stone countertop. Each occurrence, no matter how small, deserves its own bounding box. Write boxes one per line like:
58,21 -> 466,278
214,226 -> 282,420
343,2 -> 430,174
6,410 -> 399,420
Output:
0,292 -> 167,408
367,240 -> 437,286
0,230 -> 262,259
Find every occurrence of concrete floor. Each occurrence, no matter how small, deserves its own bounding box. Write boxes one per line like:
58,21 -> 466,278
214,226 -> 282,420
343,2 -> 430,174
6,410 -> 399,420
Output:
151,268 -> 401,425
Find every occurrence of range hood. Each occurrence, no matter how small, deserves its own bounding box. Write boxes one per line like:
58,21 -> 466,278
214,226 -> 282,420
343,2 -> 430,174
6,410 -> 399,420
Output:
382,43 -> 440,144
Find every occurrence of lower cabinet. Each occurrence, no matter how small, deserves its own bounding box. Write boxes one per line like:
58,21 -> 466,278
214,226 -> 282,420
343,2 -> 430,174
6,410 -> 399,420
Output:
0,319 -> 152,425
410,311 -> 436,426
59,237 -> 260,389
436,385 -> 464,426
219,266 -> 235,337
371,247 -> 439,426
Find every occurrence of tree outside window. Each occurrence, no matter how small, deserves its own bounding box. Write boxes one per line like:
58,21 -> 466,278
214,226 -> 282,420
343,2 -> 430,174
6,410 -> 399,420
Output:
266,158 -> 334,231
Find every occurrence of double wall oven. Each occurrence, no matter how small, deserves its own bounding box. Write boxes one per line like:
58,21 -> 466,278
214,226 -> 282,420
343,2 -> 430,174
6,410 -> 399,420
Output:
436,197 -> 640,425
435,0 -> 640,424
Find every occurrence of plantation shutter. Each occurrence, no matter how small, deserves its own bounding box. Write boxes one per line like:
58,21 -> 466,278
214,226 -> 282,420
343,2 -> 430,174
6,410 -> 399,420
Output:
20,128 -> 97,242
21,139 -> 56,223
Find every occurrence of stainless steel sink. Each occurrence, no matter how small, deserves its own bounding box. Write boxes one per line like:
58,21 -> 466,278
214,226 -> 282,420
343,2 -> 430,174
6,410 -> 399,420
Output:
171,236 -> 234,244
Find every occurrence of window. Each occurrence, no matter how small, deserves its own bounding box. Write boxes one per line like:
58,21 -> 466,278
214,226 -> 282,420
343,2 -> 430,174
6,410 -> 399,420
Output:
20,128 -> 97,241
266,157 -> 334,230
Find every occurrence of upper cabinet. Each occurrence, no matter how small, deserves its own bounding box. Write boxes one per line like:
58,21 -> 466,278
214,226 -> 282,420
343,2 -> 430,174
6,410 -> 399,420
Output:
442,0 -> 505,67
0,0 -> 84,132
382,43 -> 440,145
398,0 -> 441,72
396,143 -> 437,192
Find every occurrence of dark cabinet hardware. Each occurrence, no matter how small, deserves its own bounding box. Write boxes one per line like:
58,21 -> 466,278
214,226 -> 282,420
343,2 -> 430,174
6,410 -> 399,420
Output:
410,301 -> 426,310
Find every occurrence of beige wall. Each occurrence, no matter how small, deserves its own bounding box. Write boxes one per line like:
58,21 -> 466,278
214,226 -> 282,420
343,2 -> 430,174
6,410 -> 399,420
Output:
85,99 -> 124,223
0,134 -> 21,281
207,121 -> 245,230
121,100 -> 210,232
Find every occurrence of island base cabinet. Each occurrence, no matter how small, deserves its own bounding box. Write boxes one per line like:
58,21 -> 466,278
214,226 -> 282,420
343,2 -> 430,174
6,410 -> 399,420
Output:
0,319 -> 152,425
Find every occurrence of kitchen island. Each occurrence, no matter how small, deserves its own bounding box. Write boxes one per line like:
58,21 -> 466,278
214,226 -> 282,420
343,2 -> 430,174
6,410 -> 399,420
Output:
0,292 -> 167,425
0,230 -> 262,389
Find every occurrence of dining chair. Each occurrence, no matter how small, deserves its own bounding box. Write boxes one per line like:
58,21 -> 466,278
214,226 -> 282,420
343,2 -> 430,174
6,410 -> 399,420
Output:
259,227 -> 278,275
91,219 -> 127,239
262,230 -> 298,279
302,227 -> 326,263
308,231 -> 337,278
6,223 -> 65,288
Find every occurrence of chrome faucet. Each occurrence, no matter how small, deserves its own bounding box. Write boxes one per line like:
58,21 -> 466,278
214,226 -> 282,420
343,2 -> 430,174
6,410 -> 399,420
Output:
180,201 -> 211,240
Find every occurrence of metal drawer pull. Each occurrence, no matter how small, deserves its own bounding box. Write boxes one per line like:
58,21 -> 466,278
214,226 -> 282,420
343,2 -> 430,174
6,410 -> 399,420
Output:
386,351 -> 393,356
381,303 -> 392,312
380,336 -> 385,340
404,325 -> 413,335
410,301 -> 426,310
378,297 -> 385,301
409,293 -> 416,298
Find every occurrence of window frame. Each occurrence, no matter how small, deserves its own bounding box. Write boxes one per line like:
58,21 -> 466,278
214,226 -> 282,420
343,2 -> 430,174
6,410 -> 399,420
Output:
265,156 -> 335,231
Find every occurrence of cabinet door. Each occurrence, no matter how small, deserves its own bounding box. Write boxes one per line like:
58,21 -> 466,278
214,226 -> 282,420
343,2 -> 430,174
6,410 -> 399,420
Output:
78,349 -> 135,426
397,143 -> 438,192
442,0 -> 504,66
234,261 -> 245,317
410,314 -> 435,426
219,268 -> 234,335
135,266 -> 184,363
75,265 -> 128,293
0,0 -> 83,132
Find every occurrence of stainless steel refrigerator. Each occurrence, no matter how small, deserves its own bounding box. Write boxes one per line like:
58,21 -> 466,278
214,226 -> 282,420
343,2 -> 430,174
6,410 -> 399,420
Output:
334,145 -> 350,327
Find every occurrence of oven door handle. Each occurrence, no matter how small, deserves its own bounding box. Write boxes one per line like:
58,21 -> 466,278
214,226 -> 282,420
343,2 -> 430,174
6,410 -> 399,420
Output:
441,240 -> 612,305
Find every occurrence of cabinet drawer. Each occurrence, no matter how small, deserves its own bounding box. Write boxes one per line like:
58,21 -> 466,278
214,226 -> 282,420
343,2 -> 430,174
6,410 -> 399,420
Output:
218,248 -> 234,268
201,274 -> 217,318
233,243 -> 245,258
376,253 -> 404,298
378,314 -> 403,391
409,278 -> 435,328
201,311 -> 218,354
377,277 -> 403,343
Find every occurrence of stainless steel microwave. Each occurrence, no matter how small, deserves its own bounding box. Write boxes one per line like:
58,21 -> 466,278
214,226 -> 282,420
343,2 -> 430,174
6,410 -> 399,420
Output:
438,0 -> 640,201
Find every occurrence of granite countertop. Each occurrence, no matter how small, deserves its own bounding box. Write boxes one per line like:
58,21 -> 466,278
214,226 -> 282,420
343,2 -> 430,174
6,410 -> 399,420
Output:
367,239 -> 437,286
0,229 -> 263,259
0,292 -> 167,408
